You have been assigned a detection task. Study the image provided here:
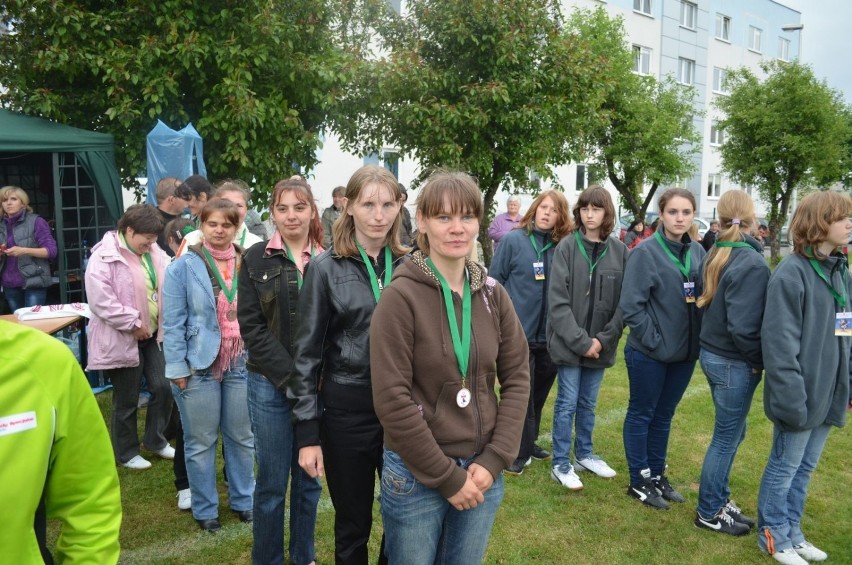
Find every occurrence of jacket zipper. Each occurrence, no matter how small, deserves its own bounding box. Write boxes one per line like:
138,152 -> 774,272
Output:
534,232 -> 550,340
681,242 -> 695,361
584,242 -> 600,334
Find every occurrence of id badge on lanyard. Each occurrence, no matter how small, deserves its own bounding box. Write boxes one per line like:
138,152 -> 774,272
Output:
533,261 -> 545,280
835,312 -> 852,336
683,281 -> 696,303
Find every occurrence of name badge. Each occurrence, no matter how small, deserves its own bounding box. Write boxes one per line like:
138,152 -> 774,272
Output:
533,262 -> 545,281
836,312 -> 852,336
0,411 -> 37,437
683,281 -> 696,303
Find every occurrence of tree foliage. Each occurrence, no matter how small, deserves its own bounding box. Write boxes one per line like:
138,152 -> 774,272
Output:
716,60 -> 852,262
590,72 -> 701,221
0,0 -> 345,203
334,2 -> 629,263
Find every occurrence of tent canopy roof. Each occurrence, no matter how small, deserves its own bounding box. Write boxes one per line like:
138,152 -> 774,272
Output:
0,108 -> 117,152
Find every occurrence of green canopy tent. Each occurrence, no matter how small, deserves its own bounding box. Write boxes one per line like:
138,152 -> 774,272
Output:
0,108 -> 123,302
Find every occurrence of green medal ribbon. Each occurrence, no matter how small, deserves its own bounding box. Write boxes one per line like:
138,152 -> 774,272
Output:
284,242 -> 315,290
239,229 -> 246,248
714,241 -> 752,249
426,257 -> 472,381
202,247 -> 239,303
808,256 -> 847,309
356,243 -> 393,303
141,253 -> 157,291
575,231 -> 609,286
654,230 -> 692,279
529,233 -> 554,260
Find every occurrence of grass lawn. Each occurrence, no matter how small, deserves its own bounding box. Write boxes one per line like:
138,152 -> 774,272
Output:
60,337 -> 852,564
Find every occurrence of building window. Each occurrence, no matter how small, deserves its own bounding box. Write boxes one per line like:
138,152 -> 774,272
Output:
680,1 -> 697,30
707,173 -> 722,198
632,45 -> 652,75
576,164 -> 589,192
710,123 -> 724,146
715,14 -> 730,41
749,26 -> 762,53
712,67 -> 728,94
778,37 -> 791,61
633,0 -> 651,16
678,58 -> 695,85
363,150 -> 399,178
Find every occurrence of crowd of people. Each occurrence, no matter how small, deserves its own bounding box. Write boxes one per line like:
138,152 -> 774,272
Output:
3,170 -> 850,565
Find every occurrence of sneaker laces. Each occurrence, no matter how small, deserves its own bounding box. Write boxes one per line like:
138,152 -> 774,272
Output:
716,509 -> 737,526
725,499 -> 743,515
653,475 -> 673,493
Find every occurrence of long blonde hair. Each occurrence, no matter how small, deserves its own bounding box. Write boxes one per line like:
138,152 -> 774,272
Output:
697,190 -> 755,308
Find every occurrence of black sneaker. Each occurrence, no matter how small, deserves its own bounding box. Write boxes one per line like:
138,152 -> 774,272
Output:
652,474 -> 685,503
532,444 -> 551,461
627,480 -> 670,510
694,510 -> 750,536
505,456 -> 531,476
725,499 -> 755,529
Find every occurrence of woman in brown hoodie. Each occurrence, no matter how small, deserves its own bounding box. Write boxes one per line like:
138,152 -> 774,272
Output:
370,171 -> 530,564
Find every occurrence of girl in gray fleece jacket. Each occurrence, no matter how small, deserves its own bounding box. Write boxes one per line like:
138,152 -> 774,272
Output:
619,188 -> 705,510
756,191 -> 851,565
694,190 -> 769,537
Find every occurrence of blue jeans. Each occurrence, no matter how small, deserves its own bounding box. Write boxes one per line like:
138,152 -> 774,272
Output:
171,359 -> 255,521
697,349 -> 761,518
552,365 -> 605,469
381,449 -> 504,565
622,345 -> 695,485
247,371 -> 321,565
3,286 -> 47,312
757,424 -> 832,554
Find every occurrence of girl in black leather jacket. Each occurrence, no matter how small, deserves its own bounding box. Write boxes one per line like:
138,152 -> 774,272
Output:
288,165 -> 409,564
238,177 -> 325,565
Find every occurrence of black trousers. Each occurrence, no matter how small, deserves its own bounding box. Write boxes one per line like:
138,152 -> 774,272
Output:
320,406 -> 387,565
105,337 -> 171,463
517,345 -> 557,460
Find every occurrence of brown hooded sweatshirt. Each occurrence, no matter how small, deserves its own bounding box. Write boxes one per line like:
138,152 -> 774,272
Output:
370,251 -> 530,498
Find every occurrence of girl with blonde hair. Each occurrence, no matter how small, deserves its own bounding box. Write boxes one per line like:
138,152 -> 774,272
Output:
694,189 -> 769,536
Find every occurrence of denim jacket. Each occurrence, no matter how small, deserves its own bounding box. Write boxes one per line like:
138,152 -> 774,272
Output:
162,246 -> 227,379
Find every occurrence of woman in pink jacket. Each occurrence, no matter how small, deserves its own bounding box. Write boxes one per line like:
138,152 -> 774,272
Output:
86,204 -> 174,470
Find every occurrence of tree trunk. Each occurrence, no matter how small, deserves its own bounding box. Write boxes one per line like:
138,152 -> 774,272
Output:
480,181 -> 499,267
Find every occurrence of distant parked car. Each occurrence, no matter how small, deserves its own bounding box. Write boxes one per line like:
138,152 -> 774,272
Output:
618,213 -> 709,241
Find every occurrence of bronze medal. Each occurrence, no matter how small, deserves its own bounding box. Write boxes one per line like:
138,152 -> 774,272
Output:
227,308 -> 237,321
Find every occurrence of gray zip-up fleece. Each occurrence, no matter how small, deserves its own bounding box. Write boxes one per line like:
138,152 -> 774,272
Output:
761,252 -> 850,432
620,232 -> 706,363
698,234 -> 770,369
546,231 -> 628,368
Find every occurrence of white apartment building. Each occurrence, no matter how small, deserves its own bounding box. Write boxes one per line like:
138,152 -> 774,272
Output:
307,0 -> 802,221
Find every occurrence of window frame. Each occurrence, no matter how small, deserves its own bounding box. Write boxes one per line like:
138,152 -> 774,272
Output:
709,123 -> 724,146
680,1 -> 697,30
715,14 -> 731,41
749,26 -> 762,53
632,44 -> 652,75
778,37 -> 791,61
707,173 -> 722,198
678,57 -> 695,86
712,67 -> 728,94
633,0 -> 652,16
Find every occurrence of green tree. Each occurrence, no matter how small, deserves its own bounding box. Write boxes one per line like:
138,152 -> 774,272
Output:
334,2 -> 629,264
0,0 -> 344,203
716,60 -> 852,262
590,72 -> 701,222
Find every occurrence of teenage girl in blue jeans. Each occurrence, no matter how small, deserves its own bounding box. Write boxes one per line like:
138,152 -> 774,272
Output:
694,190 -> 769,536
756,191 -> 851,565
619,188 -> 705,510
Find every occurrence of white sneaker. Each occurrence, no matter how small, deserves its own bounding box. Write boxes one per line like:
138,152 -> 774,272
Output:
153,444 -> 175,460
793,541 -> 828,562
771,548 -> 808,565
551,465 -> 584,490
177,489 -> 192,511
575,457 -> 617,478
122,455 -> 152,470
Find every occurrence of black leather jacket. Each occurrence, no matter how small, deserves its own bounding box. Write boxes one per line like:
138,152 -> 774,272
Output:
287,248 -> 408,448
237,240 -> 302,389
